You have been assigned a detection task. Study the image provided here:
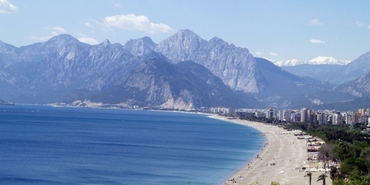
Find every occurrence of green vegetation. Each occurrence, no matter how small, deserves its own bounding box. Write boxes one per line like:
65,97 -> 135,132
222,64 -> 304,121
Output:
288,122 -> 370,185
235,113 -> 370,184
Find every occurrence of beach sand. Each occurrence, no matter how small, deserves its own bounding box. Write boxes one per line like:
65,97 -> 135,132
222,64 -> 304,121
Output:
209,115 -> 332,185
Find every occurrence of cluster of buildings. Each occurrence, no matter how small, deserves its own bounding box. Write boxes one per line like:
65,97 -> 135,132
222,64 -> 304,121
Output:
207,107 -> 370,125
270,107 -> 370,125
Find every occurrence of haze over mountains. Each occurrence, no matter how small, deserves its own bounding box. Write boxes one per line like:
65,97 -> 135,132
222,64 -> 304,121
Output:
273,56 -> 350,66
278,54 -> 370,85
0,29 -> 369,110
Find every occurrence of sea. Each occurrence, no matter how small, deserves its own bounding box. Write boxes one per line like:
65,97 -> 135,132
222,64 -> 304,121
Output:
0,105 -> 265,185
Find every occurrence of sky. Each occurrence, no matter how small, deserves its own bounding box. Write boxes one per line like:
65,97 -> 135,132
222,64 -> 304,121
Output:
1,0 -> 370,61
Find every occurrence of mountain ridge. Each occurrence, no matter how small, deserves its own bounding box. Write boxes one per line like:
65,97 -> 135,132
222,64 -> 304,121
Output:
90,54 -> 263,109
155,29 -> 261,93
273,56 -> 350,66
0,30 -> 363,109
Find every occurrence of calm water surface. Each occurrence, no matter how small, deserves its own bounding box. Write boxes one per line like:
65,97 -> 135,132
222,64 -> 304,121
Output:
0,105 -> 264,185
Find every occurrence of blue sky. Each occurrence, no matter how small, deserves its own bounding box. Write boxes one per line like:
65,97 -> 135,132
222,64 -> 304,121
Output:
1,0 -> 370,61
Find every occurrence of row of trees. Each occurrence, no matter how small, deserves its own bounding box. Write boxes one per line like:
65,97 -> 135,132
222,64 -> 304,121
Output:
304,172 -> 328,185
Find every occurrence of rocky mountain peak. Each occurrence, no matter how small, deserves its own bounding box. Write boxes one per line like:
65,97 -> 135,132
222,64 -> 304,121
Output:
45,34 -> 81,46
155,29 -> 204,62
0,40 -> 17,53
209,36 -> 225,44
340,52 -> 370,81
356,69 -> 370,83
336,69 -> 370,98
174,29 -> 200,38
141,36 -> 155,44
155,29 -> 259,93
100,39 -> 111,47
123,37 -> 156,56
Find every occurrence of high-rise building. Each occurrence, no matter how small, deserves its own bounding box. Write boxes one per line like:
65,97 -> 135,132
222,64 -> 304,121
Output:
300,108 -> 308,123
355,113 -> 362,123
344,112 -> 356,125
332,112 -> 341,125
307,109 -> 313,123
282,109 -> 291,122
359,108 -> 366,116
266,107 -> 276,118
317,112 -> 327,125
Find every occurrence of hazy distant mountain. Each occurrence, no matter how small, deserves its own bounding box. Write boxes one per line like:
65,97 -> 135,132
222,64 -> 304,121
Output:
91,54 -> 263,109
290,64 -> 370,109
273,56 -> 350,66
155,29 -> 261,93
279,55 -> 370,85
310,96 -> 370,111
275,56 -> 349,84
253,57 -> 334,107
0,34 -> 263,108
0,30 -> 337,108
339,52 -> 370,83
123,37 -> 157,56
0,34 -> 137,103
281,64 -> 343,84
152,30 -> 331,107
335,69 -> 370,98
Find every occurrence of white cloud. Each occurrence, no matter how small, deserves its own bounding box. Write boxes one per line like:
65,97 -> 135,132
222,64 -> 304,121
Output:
308,19 -> 322,25
254,52 -> 263,55
310,39 -> 325,44
0,0 -> 18,13
48,26 -> 67,35
101,14 -> 173,34
31,27 -> 67,41
355,21 -> 365,27
77,33 -> 99,45
269,52 -> 278,56
85,22 -> 93,28
78,36 -> 99,45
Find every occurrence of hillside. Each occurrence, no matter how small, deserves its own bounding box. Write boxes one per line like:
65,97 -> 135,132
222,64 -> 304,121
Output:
90,54 -> 263,109
0,30 -> 342,108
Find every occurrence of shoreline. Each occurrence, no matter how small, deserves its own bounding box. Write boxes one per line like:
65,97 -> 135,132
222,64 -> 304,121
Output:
208,115 -> 331,185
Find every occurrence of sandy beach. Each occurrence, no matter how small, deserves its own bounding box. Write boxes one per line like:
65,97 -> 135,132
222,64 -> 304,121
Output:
209,115 -> 332,185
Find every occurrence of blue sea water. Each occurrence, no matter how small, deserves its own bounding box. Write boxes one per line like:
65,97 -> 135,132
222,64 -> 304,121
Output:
0,105 -> 265,185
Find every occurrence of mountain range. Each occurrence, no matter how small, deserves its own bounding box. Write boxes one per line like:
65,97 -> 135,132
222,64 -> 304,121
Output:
0,29 -> 369,110
273,56 -> 350,66
90,54 -> 262,109
279,53 -> 370,85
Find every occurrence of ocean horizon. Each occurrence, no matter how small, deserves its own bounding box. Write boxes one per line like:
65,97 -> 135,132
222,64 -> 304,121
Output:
0,105 -> 265,185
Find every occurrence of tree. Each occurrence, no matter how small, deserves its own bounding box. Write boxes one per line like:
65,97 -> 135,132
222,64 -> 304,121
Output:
360,147 -> 370,163
317,173 -> 328,185
318,144 -> 335,170
330,166 -> 342,180
334,141 -> 352,160
305,172 -> 312,185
